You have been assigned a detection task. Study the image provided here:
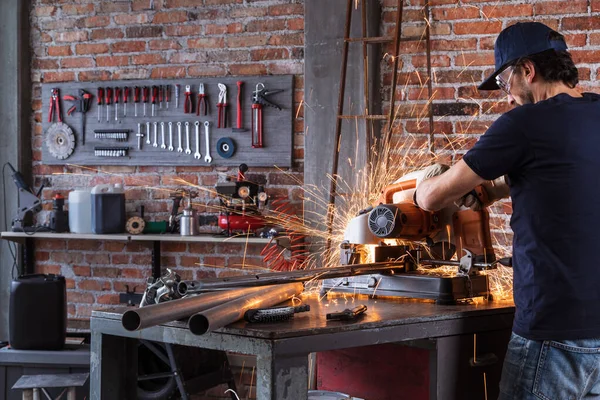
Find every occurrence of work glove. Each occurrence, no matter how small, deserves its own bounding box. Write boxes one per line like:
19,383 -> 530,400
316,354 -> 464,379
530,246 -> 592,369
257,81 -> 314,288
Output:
416,163 -> 450,186
456,175 -> 510,211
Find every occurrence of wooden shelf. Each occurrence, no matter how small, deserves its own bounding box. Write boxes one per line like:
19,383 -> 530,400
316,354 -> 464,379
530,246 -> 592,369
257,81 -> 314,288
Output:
0,231 -> 129,244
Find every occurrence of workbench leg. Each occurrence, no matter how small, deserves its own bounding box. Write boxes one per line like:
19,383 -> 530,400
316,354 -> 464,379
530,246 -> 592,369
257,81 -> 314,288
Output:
256,353 -> 308,400
90,330 -> 138,400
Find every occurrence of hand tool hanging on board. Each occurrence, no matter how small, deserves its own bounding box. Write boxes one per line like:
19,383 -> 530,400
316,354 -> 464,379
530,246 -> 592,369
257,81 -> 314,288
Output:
134,86 -> 140,117
123,87 -> 130,118
175,84 -> 180,109
166,85 -> 171,109
96,87 -> 103,123
48,88 -> 62,123
46,122 -> 75,160
251,83 -> 284,148
151,85 -> 158,117
142,86 -> 149,117
216,137 -> 236,158
114,87 -> 121,122
196,83 -> 207,116
105,87 -> 112,123
159,85 -> 163,109
232,81 -> 247,133
184,85 -> 193,114
136,123 -> 144,150
217,83 -> 228,128
64,89 -> 92,145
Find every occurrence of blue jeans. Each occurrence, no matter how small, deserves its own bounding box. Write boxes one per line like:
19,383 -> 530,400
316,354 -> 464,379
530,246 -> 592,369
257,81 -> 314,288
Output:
499,332 -> 600,399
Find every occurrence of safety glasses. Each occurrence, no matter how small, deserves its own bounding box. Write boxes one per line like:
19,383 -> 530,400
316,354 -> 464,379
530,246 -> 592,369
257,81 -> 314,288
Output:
495,66 -> 515,95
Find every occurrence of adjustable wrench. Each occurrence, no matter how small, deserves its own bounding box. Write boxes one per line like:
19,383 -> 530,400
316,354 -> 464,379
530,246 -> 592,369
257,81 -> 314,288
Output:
194,121 -> 201,160
160,122 -> 166,149
153,122 -> 158,147
204,121 -> 212,164
168,122 -> 174,151
177,122 -> 183,153
184,122 -> 191,154
145,122 -> 151,145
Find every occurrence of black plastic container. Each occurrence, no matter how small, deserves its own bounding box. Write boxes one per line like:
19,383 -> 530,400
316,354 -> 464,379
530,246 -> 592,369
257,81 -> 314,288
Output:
91,184 -> 126,234
9,274 -> 66,350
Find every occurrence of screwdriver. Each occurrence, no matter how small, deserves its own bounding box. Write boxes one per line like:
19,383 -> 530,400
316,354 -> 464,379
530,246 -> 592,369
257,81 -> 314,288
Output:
114,87 -> 121,122
105,87 -> 112,123
123,87 -> 130,118
175,84 -> 180,108
97,87 -> 104,123
134,86 -> 140,117
159,85 -> 163,109
166,85 -> 171,109
142,86 -> 149,117
151,85 -> 158,117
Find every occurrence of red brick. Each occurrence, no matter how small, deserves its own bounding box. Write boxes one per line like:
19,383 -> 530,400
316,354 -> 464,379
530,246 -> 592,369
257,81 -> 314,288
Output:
75,43 -> 109,55
114,13 -> 149,25
68,240 -> 102,251
149,39 -> 182,50
188,38 -> 225,48
62,4 -> 94,15
189,243 -> 216,253
132,0 -> 153,11
112,254 -> 130,265
251,48 -> 289,61
454,21 -> 502,35
122,268 -> 146,278
432,7 -> 480,20
91,28 -> 125,41
96,55 -> 129,67
96,2 -> 129,13
169,52 -> 209,64
227,35 -> 269,48
482,4 -> 533,18
105,242 -> 126,252
78,279 -> 111,291
126,26 -> 163,38
68,292 -> 94,304
132,53 -> 166,65
204,0 -> 242,4
73,265 -> 91,276
268,33 -> 304,46
111,41 -> 147,53
162,242 -> 187,252
230,7 -> 268,18
34,6 -> 58,17
203,256 -> 226,268
246,19 -> 286,33
84,16 -> 110,28
61,57 -> 94,69
153,11 -> 188,23
85,253 -> 110,265
570,50 -> 600,64
162,174 -> 199,186
131,254 -> 152,265
41,19 -> 83,31
229,63 -> 268,76
268,4 -> 303,16
165,25 -> 202,36
412,55 -> 450,68
55,31 -> 88,43
267,62 -> 303,75
565,33 -> 587,48
594,0 -> 600,12
287,18 -> 303,31
151,66 -> 186,79
42,71 -> 75,83
35,58 -> 59,70
93,267 -> 121,278
165,0 -> 202,6
97,294 -> 120,304
123,175 -> 160,187
180,256 -> 201,267
78,70 -> 112,81
187,63 -> 227,75
47,45 -> 72,57
563,16 -> 600,31
455,120 -> 492,134
534,0 -> 588,15
456,52 -> 495,67
205,23 -> 243,35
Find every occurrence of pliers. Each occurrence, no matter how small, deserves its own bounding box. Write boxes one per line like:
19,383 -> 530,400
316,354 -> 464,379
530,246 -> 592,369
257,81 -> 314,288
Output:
48,88 -> 62,123
184,85 -> 193,114
217,83 -> 228,128
197,83 -> 207,116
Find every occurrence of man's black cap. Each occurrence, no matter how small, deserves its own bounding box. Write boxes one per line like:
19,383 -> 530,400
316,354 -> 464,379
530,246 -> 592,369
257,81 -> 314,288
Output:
479,22 -> 568,90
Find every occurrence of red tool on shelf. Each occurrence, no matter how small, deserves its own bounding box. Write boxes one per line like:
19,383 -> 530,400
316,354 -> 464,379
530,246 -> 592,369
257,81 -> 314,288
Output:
217,83 -> 228,128
232,81 -> 247,133
196,83 -> 207,116
251,83 -> 283,148
184,85 -> 193,114
48,88 -> 62,123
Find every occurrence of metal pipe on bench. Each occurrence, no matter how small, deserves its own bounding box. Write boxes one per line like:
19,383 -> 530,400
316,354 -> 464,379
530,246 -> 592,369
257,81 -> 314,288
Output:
122,286 -> 267,331
188,283 -> 304,335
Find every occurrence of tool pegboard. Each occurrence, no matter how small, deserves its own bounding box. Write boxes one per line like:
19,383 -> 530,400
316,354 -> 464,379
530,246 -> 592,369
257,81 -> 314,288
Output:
41,75 -> 293,167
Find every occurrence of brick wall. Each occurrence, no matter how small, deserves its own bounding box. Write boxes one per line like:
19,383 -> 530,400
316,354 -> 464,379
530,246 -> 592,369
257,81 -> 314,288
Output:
30,0 -> 305,321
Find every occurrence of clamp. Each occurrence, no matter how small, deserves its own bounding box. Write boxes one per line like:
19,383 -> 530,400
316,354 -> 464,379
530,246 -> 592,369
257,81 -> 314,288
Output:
64,89 -> 92,145
197,83 -> 207,116
48,88 -> 62,123
184,85 -> 193,114
251,83 -> 284,148
217,83 -> 228,128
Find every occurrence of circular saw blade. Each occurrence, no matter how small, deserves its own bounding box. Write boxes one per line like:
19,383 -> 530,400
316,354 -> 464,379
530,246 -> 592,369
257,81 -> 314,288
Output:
46,122 -> 75,160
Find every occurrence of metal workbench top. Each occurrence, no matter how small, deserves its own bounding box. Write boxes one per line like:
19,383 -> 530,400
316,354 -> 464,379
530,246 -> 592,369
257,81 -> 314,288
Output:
93,294 -> 515,340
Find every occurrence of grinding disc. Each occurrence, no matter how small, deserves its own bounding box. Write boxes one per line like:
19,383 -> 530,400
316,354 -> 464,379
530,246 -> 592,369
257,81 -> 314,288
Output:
46,122 -> 76,160
216,137 -> 236,158
126,217 -> 146,235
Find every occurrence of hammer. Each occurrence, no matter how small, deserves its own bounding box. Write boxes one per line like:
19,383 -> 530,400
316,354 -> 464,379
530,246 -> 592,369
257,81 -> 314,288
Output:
232,81 -> 248,133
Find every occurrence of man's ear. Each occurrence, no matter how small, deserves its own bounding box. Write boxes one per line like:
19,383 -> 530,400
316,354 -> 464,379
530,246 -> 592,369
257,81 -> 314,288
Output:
522,60 -> 536,84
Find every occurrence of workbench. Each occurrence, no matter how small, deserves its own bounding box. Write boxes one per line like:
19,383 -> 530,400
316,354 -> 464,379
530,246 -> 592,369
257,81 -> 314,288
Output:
90,294 -> 515,400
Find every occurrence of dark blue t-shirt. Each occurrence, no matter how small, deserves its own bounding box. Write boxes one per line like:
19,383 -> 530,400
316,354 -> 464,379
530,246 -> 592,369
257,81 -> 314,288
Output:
463,93 -> 600,340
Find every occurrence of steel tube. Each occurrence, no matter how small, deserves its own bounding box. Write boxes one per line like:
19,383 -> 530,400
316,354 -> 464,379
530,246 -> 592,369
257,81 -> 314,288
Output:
188,283 -> 304,335
122,286 -> 267,331
178,261 -> 404,295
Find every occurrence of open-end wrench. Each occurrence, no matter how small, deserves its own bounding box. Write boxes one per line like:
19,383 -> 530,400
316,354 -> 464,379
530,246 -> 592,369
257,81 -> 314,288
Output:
145,122 -> 151,145
160,122 -> 166,149
185,122 -> 191,154
168,122 -> 174,151
153,122 -> 158,147
177,122 -> 183,152
194,121 -> 201,160
204,121 -> 212,164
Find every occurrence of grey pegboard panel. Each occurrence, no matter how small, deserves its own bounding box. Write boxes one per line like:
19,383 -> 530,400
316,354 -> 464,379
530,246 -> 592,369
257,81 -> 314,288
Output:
41,75 -> 293,167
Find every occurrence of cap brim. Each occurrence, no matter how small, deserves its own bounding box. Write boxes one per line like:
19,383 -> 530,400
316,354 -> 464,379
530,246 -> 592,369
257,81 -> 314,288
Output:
478,70 -> 501,90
